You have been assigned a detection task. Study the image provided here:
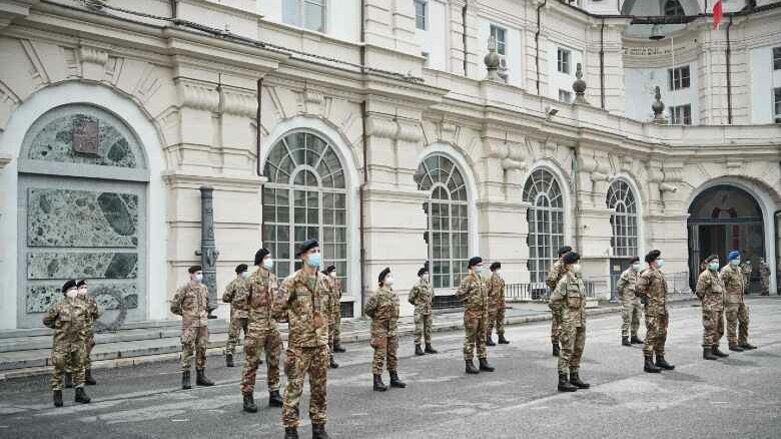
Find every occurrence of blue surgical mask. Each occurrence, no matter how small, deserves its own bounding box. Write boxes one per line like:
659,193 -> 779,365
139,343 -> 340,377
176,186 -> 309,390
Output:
307,253 -> 321,268
656,259 -> 664,269
195,273 -> 204,283
632,263 -> 642,272
263,258 -> 274,270
708,262 -> 719,271
730,259 -> 740,266
475,266 -> 484,274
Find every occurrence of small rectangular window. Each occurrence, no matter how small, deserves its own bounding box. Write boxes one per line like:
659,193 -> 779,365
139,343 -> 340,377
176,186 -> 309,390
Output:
558,89 -> 572,103
282,0 -> 325,33
557,48 -> 571,74
415,0 -> 427,31
670,104 -> 692,125
668,65 -> 691,90
774,47 -> 781,70
774,87 -> 781,123
490,24 -> 507,56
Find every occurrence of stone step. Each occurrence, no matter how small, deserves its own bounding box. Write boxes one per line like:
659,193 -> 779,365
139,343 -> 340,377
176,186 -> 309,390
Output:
0,319 -> 205,340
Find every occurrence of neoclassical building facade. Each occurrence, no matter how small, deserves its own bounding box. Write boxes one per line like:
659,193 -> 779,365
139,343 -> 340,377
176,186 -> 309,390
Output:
0,0 -> 779,330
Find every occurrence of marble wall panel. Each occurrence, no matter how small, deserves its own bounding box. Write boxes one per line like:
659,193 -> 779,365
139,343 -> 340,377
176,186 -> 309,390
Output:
26,283 -> 138,313
27,252 -> 138,280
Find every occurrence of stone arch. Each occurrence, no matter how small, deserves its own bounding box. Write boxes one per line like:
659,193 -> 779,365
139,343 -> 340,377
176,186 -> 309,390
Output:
607,174 -> 646,259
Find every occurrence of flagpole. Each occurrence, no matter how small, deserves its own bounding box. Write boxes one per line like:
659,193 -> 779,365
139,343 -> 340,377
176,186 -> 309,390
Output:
671,35 -> 675,123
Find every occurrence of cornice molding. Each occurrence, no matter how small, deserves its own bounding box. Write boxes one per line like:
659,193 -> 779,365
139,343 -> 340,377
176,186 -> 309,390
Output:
177,78 -> 219,112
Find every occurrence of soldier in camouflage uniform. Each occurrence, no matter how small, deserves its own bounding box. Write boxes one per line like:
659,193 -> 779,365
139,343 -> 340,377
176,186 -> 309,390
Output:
759,258 -> 771,296
547,245 -> 573,357
636,249 -> 674,373
486,262 -> 509,346
409,264 -> 436,356
240,248 -> 283,413
366,267 -> 406,391
171,265 -> 214,389
456,256 -> 495,374
43,280 -> 91,407
550,252 -> 590,392
223,264 -> 251,368
322,265 -> 340,369
721,251 -> 757,351
272,240 -> 330,439
76,280 -> 100,386
325,266 -> 346,354
617,257 -> 643,347
695,254 -> 729,360
740,259 -> 752,294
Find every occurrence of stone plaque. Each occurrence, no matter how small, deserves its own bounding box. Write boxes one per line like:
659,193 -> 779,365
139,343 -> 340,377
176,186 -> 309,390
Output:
73,119 -> 99,155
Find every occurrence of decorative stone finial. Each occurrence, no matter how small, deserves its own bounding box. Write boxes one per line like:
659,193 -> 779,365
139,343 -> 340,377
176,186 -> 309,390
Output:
572,63 -> 588,105
652,86 -> 667,124
484,36 -> 501,81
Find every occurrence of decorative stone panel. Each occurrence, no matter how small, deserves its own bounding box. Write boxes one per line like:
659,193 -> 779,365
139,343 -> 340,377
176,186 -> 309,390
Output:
26,283 -> 138,313
27,252 -> 138,280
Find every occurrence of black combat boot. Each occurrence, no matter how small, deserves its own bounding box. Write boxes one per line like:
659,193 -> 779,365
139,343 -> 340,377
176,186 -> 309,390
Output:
415,344 -> 425,356
569,370 -> 590,389
478,358 -> 495,372
552,343 -> 560,357
739,342 -> 757,350
558,373 -> 577,392
424,343 -> 438,354
498,334 -> 510,344
243,392 -> 258,413
622,336 -> 632,347
465,359 -> 479,374
182,370 -> 192,389
373,374 -> 388,391
329,356 -> 339,369
196,369 -> 214,386
631,335 -> 644,344
644,355 -> 661,373
269,390 -> 283,407
284,427 -> 299,439
85,368 -> 96,386
389,371 -> 406,388
74,386 -> 91,404
312,423 -> 329,439
64,373 -> 73,389
332,343 -> 346,353
712,345 -> 729,358
702,347 -> 717,360
53,390 -> 63,407
655,355 -> 675,370
486,335 -> 496,347
729,344 -> 744,352
226,354 -> 235,368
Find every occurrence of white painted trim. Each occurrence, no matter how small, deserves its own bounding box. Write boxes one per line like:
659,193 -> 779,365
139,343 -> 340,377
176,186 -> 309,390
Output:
608,174 -> 647,260
523,160 -> 574,248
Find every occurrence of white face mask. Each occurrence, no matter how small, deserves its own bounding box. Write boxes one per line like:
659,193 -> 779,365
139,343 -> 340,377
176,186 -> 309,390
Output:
330,272 -> 337,279
194,273 -> 204,283
571,264 -> 582,274
263,258 -> 274,270
632,263 -> 642,272
66,289 -> 78,299
384,276 -> 394,287
242,272 -> 250,279
475,266 -> 484,274
655,259 -> 665,269
495,270 -> 502,277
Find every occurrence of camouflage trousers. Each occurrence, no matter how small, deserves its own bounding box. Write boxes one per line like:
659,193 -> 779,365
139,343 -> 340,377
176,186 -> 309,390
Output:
180,325 -> 209,372
66,332 -> 95,376
282,346 -> 328,428
332,307 -> 342,345
486,305 -> 505,337
558,323 -> 586,374
51,345 -> 86,391
701,310 -> 725,348
240,329 -> 281,394
760,278 -> 770,295
413,310 -> 432,345
643,312 -> 669,356
371,332 -> 399,375
551,311 -> 561,344
463,310 -> 487,361
621,299 -> 643,338
725,303 -> 750,345
226,317 -> 248,356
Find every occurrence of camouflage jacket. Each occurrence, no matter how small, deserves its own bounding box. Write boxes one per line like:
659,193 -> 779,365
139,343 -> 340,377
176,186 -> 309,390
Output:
616,267 -> 639,302
246,267 -> 278,334
719,264 -> 745,304
78,293 -> 101,333
759,262 -> 771,278
365,286 -> 400,336
487,273 -> 506,308
43,297 -> 88,351
455,272 -> 488,314
170,282 -> 209,328
273,269 -> 330,348
408,279 -> 433,315
222,276 -> 251,319
636,267 -> 668,315
695,269 -> 725,312
323,276 -> 342,317
546,260 -> 565,290
550,272 -> 586,328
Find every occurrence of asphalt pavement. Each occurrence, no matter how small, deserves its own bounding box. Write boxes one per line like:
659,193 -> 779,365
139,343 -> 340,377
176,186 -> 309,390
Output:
1,297 -> 779,439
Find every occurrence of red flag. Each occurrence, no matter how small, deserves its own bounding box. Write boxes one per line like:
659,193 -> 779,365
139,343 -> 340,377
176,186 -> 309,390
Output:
712,0 -> 723,30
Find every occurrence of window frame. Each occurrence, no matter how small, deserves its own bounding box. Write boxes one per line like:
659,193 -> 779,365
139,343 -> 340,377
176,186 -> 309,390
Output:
557,48 -> 571,74
415,0 -> 427,31
774,47 -> 781,71
282,0 -> 327,33
670,103 -> 692,125
490,24 -> 507,56
664,0 -> 685,16
668,65 -> 691,91
774,87 -> 781,124
523,169 -> 565,284
606,180 -> 639,258
558,89 -> 572,103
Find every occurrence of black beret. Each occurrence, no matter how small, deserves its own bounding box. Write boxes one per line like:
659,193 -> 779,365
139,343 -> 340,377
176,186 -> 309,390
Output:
417,267 -> 428,277
490,262 -> 501,271
235,264 -> 248,274
558,246 -> 573,257
62,279 -> 77,294
296,239 -> 319,257
76,280 -> 87,288
645,249 -> 661,264
188,265 -> 202,274
468,256 -> 483,268
378,267 -> 391,284
705,254 -> 719,263
629,256 -> 640,264
323,265 -> 336,274
563,252 -> 580,265
254,248 -> 270,266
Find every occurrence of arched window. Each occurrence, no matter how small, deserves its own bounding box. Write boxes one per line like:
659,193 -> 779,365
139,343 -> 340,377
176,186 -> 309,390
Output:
607,180 -> 638,257
415,154 -> 469,289
523,169 -> 565,283
262,131 -> 348,286
664,0 -> 685,16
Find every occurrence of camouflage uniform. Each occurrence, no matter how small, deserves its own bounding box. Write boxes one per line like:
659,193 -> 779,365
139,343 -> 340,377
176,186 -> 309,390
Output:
408,278 -> 434,346
323,276 -> 342,354
546,260 -> 566,345
43,297 -> 88,390
65,294 -> 100,381
486,272 -> 506,339
720,264 -> 750,346
239,267 -> 282,395
636,267 -> 669,357
272,269 -> 330,429
365,286 -> 400,374
456,272 -> 489,361
222,276 -> 251,356
616,267 -> 642,339
171,282 -> 210,372
740,262 -> 752,294
695,269 -> 725,348
759,260 -> 771,296
550,271 -> 586,374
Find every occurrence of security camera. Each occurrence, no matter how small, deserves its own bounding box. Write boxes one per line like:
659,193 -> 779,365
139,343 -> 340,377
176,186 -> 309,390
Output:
545,106 -> 559,119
